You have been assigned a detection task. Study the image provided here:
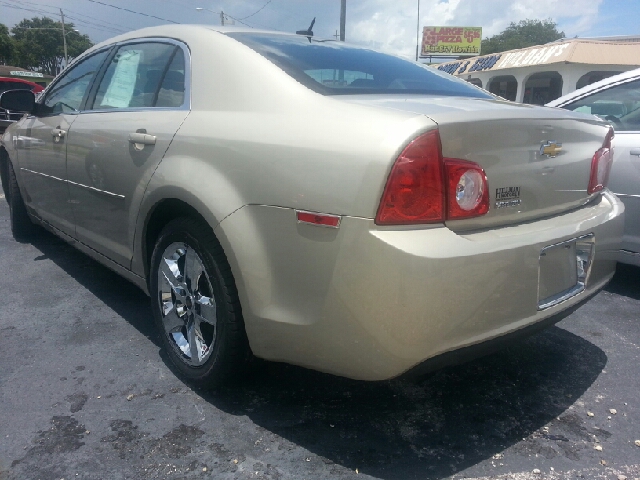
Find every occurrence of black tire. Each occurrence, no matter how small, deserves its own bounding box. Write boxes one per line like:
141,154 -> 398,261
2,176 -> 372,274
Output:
0,155 -> 9,203
149,217 -> 251,388
6,161 -> 39,241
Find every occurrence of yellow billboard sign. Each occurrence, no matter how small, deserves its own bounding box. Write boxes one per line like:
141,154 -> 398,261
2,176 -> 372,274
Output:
421,26 -> 482,57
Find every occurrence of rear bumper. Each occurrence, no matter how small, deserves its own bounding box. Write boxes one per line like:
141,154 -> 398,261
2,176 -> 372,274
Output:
217,191 -> 624,381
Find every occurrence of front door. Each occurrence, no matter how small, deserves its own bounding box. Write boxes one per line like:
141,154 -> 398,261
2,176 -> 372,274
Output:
17,49 -> 110,235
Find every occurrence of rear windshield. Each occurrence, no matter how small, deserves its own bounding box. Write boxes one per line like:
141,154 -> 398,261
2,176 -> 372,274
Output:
226,33 -> 492,98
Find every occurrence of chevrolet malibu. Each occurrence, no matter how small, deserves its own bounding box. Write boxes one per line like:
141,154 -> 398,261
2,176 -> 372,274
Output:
0,26 -> 624,386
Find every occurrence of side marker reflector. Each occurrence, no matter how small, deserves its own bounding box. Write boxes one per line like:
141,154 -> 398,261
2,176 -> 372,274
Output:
296,210 -> 341,228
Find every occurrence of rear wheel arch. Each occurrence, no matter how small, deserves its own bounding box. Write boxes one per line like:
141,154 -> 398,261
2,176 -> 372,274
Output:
142,198 -> 210,284
140,197 -> 244,295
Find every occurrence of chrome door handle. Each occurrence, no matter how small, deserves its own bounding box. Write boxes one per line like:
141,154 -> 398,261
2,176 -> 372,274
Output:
630,148 -> 640,156
51,128 -> 66,143
128,133 -> 156,145
51,128 -> 66,138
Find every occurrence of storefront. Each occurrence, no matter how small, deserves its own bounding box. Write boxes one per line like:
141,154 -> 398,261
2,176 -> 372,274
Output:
436,36 -> 640,104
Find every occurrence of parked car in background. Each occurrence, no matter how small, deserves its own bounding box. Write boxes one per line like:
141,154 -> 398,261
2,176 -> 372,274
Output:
0,26 -> 624,387
548,68 -> 640,267
0,77 -> 44,95
0,77 -> 45,133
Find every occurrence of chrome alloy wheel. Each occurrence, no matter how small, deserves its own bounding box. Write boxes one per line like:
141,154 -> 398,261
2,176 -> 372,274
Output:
157,242 -> 217,366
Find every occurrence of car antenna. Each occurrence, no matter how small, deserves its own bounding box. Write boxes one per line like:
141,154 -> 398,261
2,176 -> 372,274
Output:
296,17 -> 315,42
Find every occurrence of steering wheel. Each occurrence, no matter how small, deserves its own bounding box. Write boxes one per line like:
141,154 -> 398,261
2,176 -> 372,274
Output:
603,115 -> 622,128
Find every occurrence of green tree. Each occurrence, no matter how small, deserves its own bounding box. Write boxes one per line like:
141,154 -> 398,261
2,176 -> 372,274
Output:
11,17 -> 93,75
482,19 -> 565,55
0,23 -> 15,64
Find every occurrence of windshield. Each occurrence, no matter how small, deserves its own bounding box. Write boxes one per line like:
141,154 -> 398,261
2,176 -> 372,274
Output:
562,79 -> 640,132
226,33 -> 492,98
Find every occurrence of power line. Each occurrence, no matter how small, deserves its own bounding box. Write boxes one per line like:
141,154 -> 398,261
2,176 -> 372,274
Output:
221,13 -> 254,28
81,0 -> 180,24
2,0 -> 128,35
239,0 -> 272,21
62,12 -> 128,34
19,0 -> 132,31
0,1 -> 54,17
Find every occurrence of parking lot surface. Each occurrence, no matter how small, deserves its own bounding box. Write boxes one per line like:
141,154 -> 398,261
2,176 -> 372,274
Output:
0,188 -> 638,480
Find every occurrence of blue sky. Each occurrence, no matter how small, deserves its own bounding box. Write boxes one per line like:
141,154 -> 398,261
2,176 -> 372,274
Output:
1,0 -> 638,58
586,0 -> 638,37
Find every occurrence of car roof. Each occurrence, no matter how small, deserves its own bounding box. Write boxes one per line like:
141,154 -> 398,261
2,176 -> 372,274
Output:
547,67 -> 640,107
88,25 -> 296,50
72,24 -> 307,72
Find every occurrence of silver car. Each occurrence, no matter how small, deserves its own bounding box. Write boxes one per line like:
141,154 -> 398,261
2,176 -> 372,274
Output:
0,26 -> 624,387
547,68 -> 640,267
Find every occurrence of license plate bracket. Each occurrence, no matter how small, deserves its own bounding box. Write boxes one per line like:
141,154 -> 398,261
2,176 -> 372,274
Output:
538,234 -> 595,310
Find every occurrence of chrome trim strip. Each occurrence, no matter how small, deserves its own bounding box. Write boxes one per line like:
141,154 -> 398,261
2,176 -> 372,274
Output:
21,168 -> 65,183
21,168 -> 124,199
66,180 -> 125,199
614,193 -> 640,199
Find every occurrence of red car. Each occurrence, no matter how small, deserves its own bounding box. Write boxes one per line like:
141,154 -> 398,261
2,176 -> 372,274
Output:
0,76 -> 44,93
0,77 -> 45,131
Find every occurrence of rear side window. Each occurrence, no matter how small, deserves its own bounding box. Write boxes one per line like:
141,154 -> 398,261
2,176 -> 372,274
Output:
92,42 -> 185,110
156,48 -> 185,108
226,33 -> 492,98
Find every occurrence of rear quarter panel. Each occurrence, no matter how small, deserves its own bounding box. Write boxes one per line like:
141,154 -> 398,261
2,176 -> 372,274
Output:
133,28 -> 436,277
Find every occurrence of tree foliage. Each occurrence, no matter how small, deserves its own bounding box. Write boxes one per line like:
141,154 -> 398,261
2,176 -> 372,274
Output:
482,19 -> 565,55
0,24 -> 14,65
2,17 -> 93,76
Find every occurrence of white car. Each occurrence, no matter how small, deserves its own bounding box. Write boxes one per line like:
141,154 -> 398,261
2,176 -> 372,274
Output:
548,68 -> 640,266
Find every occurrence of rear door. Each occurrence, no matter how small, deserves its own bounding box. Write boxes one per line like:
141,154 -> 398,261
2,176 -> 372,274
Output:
65,40 -> 189,267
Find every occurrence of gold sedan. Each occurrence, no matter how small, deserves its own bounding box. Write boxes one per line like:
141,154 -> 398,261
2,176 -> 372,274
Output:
0,26 -> 624,386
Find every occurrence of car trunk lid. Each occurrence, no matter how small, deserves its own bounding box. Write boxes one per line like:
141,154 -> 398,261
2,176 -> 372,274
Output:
338,95 -> 610,231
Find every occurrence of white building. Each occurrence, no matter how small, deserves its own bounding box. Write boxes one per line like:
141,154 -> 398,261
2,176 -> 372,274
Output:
436,36 -> 640,104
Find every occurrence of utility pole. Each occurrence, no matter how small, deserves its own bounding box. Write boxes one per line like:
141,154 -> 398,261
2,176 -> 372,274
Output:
339,0 -> 346,41
60,8 -> 68,68
220,10 -> 225,26
416,0 -> 420,61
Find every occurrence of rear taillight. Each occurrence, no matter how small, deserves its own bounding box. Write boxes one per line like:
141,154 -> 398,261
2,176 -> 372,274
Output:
375,130 -> 445,224
376,130 -> 489,225
588,127 -> 614,195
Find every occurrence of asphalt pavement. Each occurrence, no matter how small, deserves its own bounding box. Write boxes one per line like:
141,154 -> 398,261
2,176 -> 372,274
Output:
0,188 -> 639,480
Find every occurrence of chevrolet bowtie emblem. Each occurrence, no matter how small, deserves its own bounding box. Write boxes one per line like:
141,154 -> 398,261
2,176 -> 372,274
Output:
540,141 -> 562,157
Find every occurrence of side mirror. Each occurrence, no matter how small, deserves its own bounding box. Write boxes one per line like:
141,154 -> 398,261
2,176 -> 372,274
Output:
0,89 -> 36,114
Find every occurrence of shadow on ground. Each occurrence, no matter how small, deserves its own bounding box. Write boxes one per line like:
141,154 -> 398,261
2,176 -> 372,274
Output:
28,228 -> 610,479
605,263 -> 640,300
28,230 -> 158,347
